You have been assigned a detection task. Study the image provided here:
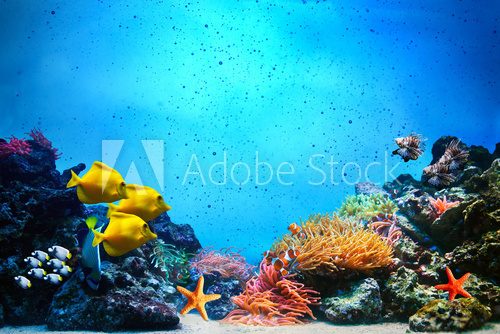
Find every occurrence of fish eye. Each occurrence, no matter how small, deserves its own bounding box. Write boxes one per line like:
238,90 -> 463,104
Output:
120,182 -> 126,187
143,223 -> 148,229
157,195 -> 163,201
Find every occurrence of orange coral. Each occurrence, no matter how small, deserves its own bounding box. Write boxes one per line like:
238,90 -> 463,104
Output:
222,260 -> 320,326
272,214 -> 393,274
428,195 -> 460,217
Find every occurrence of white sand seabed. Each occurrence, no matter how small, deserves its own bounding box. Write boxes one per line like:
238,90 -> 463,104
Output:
0,315 -> 499,334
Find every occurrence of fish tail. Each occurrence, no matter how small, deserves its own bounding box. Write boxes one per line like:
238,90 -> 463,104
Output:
107,203 -> 118,218
91,229 -> 106,247
66,170 -> 82,188
85,216 -> 98,230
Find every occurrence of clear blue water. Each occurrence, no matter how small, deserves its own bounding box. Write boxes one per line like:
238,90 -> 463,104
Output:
1,0 -> 498,263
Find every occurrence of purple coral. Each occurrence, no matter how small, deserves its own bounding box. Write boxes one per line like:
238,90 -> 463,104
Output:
369,213 -> 402,246
0,136 -> 32,158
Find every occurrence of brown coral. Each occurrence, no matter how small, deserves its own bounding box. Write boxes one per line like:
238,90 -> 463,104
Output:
272,214 -> 394,275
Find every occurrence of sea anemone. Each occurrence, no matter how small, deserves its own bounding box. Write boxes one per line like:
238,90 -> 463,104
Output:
438,139 -> 469,171
190,248 -> 255,283
338,194 -> 398,221
0,136 -> 32,158
393,133 -> 425,162
149,239 -> 192,284
428,195 -> 460,217
222,260 -> 320,326
28,128 -> 61,160
369,213 -> 402,246
272,214 -> 394,275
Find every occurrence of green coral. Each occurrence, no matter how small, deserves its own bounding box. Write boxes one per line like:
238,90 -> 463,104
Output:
338,193 -> 398,221
149,239 -> 192,285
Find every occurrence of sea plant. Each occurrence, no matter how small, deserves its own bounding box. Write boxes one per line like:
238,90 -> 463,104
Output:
149,239 -> 192,285
190,247 -> 255,283
0,136 -> 32,158
272,213 -> 394,275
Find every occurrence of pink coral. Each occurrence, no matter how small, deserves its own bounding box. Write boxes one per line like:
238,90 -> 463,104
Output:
28,128 -> 61,160
0,136 -> 32,158
190,248 -> 255,283
429,195 -> 460,217
369,213 -> 402,246
222,260 -> 320,326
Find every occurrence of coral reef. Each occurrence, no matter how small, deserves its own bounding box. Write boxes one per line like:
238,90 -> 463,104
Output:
0,137 -> 31,158
190,248 -> 255,283
273,214 -> 394,276
204,278 -> 243,320
151,213 -> 202,254
338,194 -> 398,221
409,298 -> 491,332
222,260 -> 320,326
320,278 -> 382,324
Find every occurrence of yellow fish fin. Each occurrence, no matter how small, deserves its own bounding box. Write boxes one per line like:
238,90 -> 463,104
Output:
68,267 -> 73,272
91,229 -> 106,247
58,275 -> 63,282
27,281 -> 32,288
107,203 -> 118,218
103,243 -> 125,257
66,170 -> 82,188
67,253 -> 72,260
85,216 -> 98,230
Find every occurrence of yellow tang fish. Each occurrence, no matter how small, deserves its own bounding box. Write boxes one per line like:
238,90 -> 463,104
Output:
91,212 -> 157,257
107,184 -> 172,222
66,161 -> 128,204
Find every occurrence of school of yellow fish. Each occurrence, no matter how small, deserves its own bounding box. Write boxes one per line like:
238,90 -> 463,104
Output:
66,161 -> 170,257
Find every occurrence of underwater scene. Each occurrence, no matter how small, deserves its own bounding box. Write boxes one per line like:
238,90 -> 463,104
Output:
0,0 -> 499,333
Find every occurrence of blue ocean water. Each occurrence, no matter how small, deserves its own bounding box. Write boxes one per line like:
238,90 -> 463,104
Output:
1,0 -> 498,263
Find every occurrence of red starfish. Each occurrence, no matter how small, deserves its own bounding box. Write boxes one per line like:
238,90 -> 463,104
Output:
434,267 -> 472,301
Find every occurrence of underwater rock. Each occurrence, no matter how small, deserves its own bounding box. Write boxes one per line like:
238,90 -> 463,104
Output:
204,276 -> 242,320
462,274 -> 500,320
47,257 -> 179,331
394,188 -> 435,234
151,213 -> 202,254
0,303 -> 3,327
409,298 -> 491,332
393,238 -> 447,285
446,230 -> 500,281
354,182 -> 389,196
381,267 -> 445,320
320,278 -> 382,324
383,174 -> 421,198
0,140 -> 62,188
0,141 -> 85,325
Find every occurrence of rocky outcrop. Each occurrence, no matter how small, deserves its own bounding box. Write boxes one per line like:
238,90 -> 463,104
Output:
47,255 -> 179,331
381,267 -> 445,320
320,278 -> 382,324
0,142 -> 84,325
152,214 -> 202,254
409,298 -> 491,332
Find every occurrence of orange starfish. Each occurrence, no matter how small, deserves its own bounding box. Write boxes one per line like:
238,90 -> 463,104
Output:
429,195 -> 460,216
434,267 -> 472,301
177,275 -> 221,321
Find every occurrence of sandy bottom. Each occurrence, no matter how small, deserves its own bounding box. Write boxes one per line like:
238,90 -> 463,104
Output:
0,315 -> 499,334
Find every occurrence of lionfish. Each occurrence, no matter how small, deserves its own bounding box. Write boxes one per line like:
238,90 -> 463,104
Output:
423,163 -> 456,187
438,139 -> 469,171
392,133 -> 425,162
